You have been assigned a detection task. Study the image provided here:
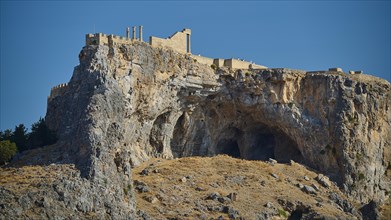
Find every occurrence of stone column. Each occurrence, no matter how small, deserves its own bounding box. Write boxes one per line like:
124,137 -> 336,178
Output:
139,25 -> 143,42
126,27 -> 130,39
132,26 -> 136,40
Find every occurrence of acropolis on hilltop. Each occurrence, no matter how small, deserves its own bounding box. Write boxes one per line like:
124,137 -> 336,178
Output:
85,26 -> 268,70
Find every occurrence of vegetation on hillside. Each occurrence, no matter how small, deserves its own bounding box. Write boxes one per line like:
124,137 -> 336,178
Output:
0,140 -> 17,164
0,118 -> 57,164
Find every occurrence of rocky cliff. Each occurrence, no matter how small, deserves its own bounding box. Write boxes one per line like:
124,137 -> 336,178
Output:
1,38 -> 390,219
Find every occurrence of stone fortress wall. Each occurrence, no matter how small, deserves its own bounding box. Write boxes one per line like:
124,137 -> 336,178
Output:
48,83 -> 68,102
56,26 -> 361,95
84,27 -> 268,70
86,33 -> 133,47
86,26 -> 144,47
150,29 -> 191,54
190,55 -> 214,66
83,26 -> 364,74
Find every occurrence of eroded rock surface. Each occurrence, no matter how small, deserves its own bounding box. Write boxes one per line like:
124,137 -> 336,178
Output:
46,41 -> 390,204
1,38 -> 389,218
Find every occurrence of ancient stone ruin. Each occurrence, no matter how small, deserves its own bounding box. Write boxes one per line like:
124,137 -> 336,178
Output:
85,27 -> 268,70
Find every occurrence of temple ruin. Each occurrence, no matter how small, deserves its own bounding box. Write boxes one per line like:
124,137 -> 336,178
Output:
85,27 -> 268,70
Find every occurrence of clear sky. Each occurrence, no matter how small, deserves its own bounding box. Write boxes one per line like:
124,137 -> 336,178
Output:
0,1 -> 390,131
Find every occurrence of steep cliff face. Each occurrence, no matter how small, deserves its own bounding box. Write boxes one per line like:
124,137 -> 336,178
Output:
45,40 -> 390,211
184,69 -> 390,204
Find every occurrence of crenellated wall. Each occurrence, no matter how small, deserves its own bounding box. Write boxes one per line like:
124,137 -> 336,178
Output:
86,33 -> 136,46
48,83 -> 68,102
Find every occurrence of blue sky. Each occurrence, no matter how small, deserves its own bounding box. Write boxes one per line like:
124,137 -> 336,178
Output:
1,1 -> 390,131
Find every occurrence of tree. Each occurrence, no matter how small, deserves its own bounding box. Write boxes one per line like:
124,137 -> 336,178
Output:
28,118 -> 57,149
0,129 -> 13,141
10,124 -> 28,152
0,140 -> 17,164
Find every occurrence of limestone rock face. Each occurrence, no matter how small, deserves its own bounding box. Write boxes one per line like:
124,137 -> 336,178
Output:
45,40 -> 390,212
1,164 -> 134,219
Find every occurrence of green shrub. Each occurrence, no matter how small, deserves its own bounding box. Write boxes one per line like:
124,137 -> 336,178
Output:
123,184 -> 132,195
211,64 -> 217,70
347,115 -> 355,123
123,187 -> 129,195
358,173 -> 365,181
0,140 -> 17,164
278,208 -> 288,218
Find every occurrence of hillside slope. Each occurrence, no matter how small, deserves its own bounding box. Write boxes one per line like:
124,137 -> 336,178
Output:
133,155 -> 388,219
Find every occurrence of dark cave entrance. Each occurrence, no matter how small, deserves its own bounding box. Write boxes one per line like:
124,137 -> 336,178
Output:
217,139 -> 241,158
169,111 -> 304,164
215,124 -> 303,163
170,113 -> 186,158
243,132 -> 276,161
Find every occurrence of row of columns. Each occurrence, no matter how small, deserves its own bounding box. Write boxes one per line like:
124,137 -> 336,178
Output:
126,26 -> 143,41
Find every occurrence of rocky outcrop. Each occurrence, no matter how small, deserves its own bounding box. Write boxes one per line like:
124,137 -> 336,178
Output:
2,37 -> 388,218
183,68 -> 391,205
0,164 -> 134,219
45,40 -> 390,207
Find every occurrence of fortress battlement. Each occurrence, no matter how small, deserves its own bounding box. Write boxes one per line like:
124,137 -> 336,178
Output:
48,83 -> 68,102
86,33 -> 134,46
86,26 -> 145,47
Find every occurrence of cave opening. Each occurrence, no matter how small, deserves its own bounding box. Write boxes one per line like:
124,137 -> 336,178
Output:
169,111 -> 304,164
217,139 -> 241,158
170,113 -> 186,158
243,132 -> 276,161
215,124 -> 303,164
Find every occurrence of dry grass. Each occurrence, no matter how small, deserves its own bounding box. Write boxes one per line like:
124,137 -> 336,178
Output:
0,164 -> 75,195
380,198 -> 391,220
348,73 -> 390,85
133,155 -> 356,219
